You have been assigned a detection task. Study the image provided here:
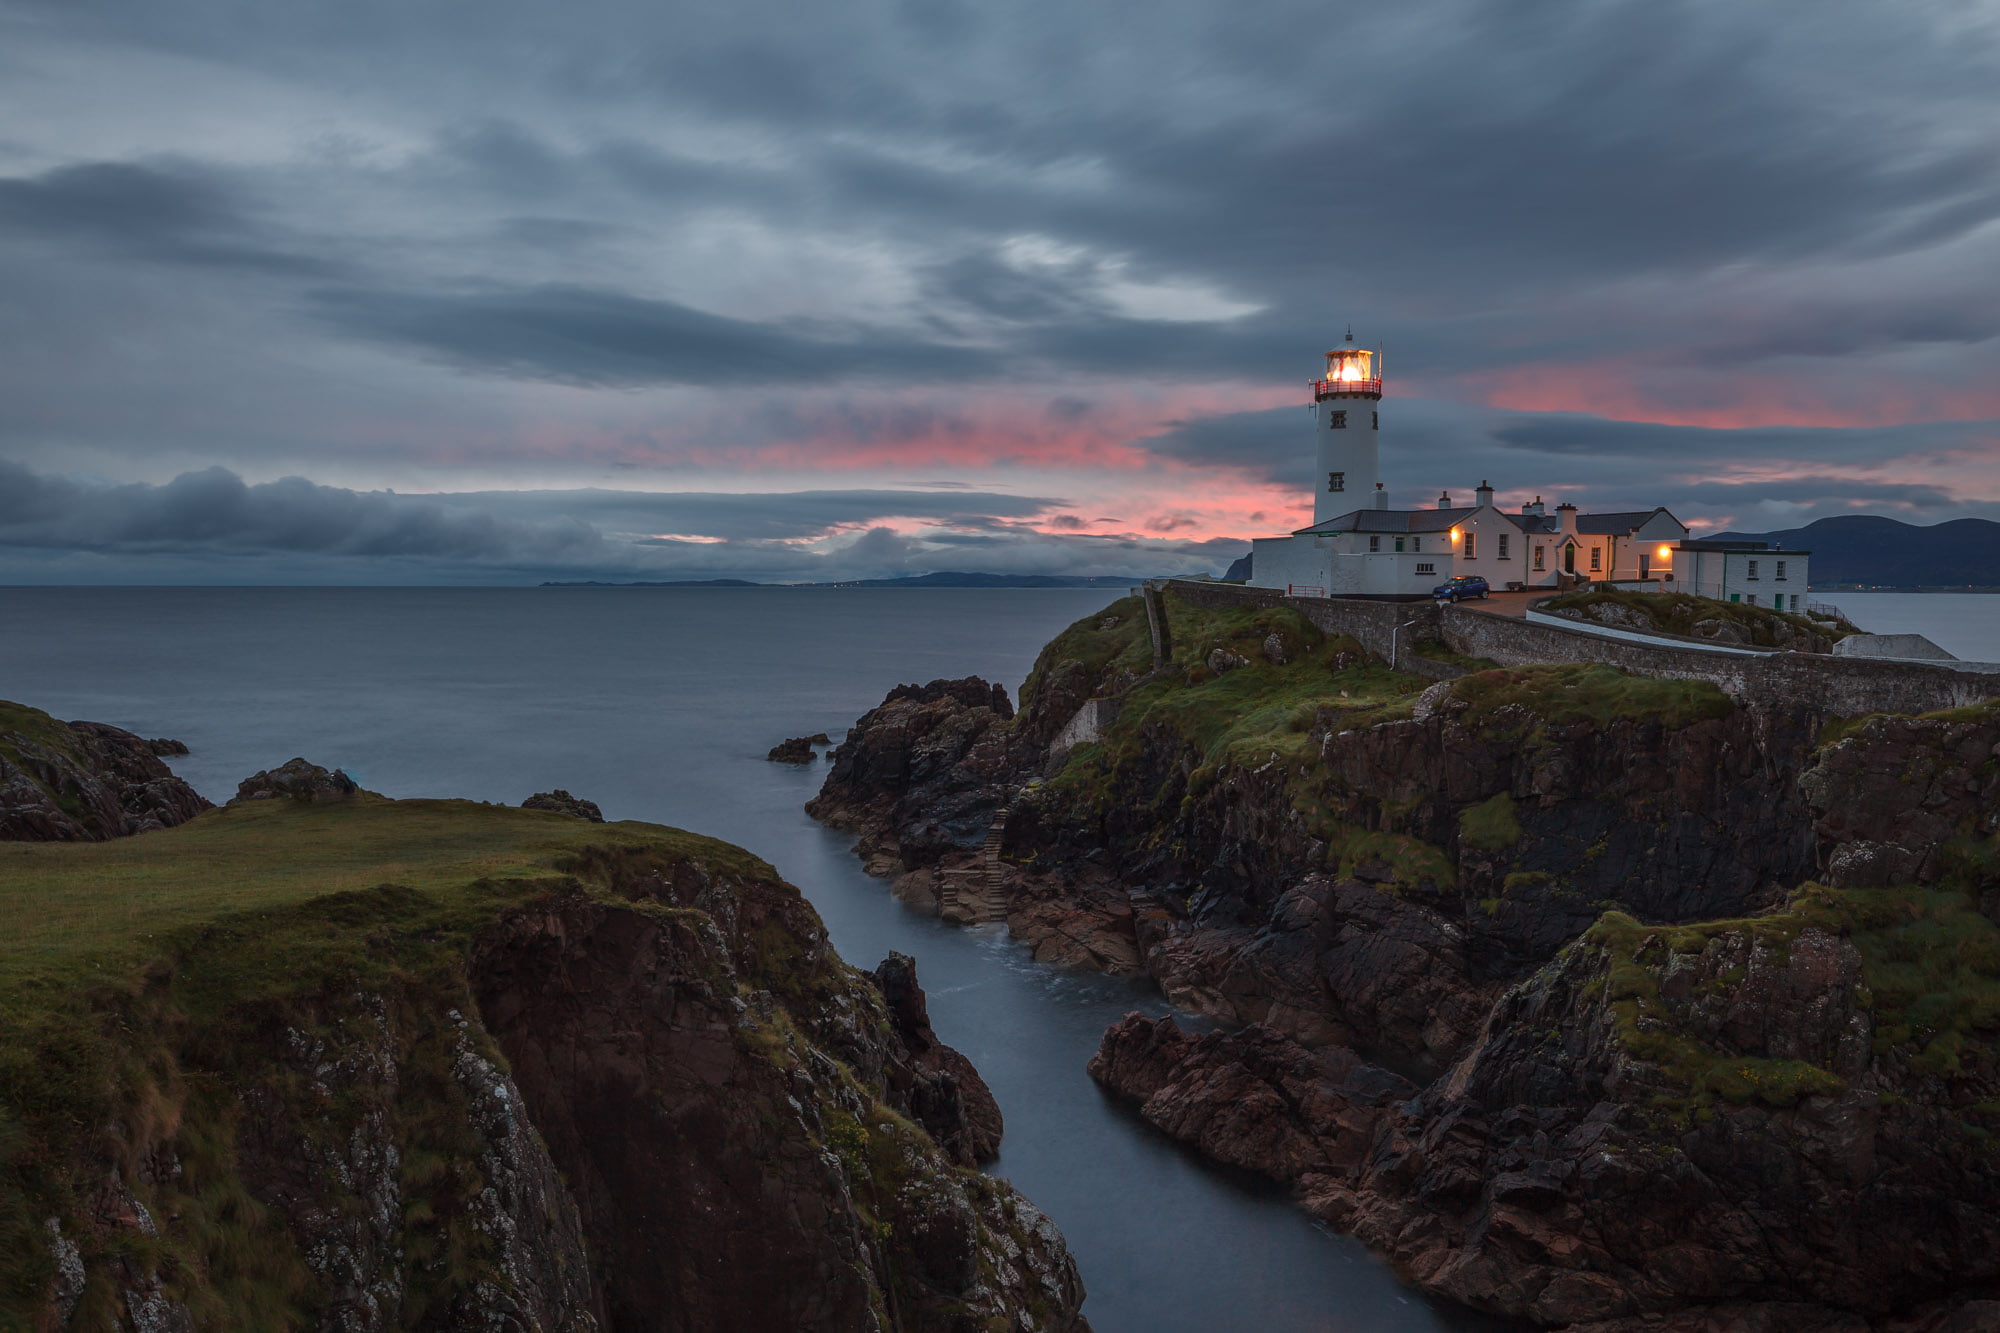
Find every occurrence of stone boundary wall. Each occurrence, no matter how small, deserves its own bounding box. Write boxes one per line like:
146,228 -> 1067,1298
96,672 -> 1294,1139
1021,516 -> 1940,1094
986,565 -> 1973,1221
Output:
1525,606 -> 1769,657
1159,580 -> 1998,717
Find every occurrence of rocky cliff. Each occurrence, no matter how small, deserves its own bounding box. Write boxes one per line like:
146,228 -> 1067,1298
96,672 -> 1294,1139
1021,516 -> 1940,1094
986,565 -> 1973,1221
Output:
813,591 -> 2000,1329
0,700 -> 209,841
3,785 -> 1088,1331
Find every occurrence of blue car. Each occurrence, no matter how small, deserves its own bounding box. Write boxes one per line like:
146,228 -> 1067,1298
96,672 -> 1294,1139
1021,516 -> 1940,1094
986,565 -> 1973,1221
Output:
1433,574 -> 1489,602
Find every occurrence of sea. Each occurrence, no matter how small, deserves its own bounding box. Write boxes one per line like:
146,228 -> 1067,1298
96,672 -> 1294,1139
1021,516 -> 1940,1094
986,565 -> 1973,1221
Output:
3,586 -> 1994,1331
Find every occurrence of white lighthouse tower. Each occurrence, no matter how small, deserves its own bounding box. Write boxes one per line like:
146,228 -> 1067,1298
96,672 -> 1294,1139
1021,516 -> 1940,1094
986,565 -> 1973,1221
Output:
1312,331 -> 1383,525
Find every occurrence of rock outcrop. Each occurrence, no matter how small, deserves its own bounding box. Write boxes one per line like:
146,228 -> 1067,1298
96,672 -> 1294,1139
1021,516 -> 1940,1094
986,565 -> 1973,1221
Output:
520,788 -> 605,821
231,756 -> 360,804
0,701 -> 210,840
7,802 -> 1089,1332
815,592 -> 2000,1329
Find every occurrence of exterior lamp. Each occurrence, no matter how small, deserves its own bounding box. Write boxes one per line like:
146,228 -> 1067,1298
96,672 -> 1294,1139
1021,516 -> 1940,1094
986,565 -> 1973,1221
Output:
1656,545 -> 1672,561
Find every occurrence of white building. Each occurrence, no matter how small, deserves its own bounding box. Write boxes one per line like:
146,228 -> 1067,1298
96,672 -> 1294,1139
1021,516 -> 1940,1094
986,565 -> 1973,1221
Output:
1243,336 -> 1810,602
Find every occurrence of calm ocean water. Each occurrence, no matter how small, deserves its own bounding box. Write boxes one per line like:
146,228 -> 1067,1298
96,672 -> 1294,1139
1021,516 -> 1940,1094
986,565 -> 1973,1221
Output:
0,586 -> 1503,1333
7,586 -> 1991,1330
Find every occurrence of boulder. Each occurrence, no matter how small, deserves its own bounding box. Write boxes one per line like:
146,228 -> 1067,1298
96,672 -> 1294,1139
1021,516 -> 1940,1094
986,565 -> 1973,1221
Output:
146,738 -> 190,757
767,737 -> 815,763
231,758 -> 359,805
521,789 -> 604,822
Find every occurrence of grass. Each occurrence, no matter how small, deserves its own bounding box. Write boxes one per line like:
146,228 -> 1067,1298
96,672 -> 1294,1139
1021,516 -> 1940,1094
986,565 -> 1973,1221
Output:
0,794 -> 759,977
1459,793 -> 1522,851
1542,587 -> 1859,648
0,796 -> 779,1327
1450,663 -> 1734,742
1584,880 -> 2000,1116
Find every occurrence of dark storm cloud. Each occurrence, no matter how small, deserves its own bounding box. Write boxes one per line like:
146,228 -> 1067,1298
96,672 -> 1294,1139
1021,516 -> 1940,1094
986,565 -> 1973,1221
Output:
0,461 -> 1065,555
1490,415 -> 1997,465
0,162 -> 336,275
310,285 -> 997,388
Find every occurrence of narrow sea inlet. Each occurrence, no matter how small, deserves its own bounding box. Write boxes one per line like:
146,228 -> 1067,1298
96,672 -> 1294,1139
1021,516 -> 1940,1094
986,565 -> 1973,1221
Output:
0,585 -> 1508,1332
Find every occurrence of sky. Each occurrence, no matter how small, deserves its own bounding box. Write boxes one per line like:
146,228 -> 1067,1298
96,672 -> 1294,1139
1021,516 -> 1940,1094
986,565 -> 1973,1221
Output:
2,0 -> 1997,584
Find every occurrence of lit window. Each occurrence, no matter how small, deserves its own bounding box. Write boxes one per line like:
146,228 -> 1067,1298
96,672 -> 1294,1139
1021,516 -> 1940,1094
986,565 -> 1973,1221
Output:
1498,534 -> 1509,559
1747,560 -> 1759,580
1328,471 -> 1345,492
1329,410 -> 1348,429
1590,547 -> 1601,571
1776,561 -> 1787,580
1534,546 -> 1545,570
1369,535 -> 1380,552
1465,533 -> 1477,558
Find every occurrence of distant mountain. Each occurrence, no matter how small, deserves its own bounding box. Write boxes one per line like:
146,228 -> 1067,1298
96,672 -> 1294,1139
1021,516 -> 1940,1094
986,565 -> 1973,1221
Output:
1223,553 -> 1253,582
540,571 -> 1159,589
1708,515 -> 2000,588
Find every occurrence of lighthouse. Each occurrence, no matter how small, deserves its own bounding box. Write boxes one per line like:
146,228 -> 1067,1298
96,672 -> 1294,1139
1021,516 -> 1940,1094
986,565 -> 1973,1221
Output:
1312,331 -> 1382,525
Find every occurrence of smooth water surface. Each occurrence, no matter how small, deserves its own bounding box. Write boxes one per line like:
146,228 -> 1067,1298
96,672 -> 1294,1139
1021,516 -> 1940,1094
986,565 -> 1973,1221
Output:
1830,592 -> 2000,663
0,586 -> 1502,1333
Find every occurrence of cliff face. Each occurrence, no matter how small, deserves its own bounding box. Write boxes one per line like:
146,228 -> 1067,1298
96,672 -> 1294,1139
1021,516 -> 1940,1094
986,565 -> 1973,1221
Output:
0,701 -> 209,841
815,594 -> 2000,1329
815,595 -> 1818,1069
5,798 -> 1087,1332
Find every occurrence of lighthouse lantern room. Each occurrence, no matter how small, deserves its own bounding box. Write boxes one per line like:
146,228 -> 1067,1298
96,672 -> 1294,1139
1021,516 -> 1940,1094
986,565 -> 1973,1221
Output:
1312,331 -> 1384,526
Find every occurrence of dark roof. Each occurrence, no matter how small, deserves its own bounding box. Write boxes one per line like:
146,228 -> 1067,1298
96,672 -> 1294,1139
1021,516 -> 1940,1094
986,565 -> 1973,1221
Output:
1575,507 -> 1680,535
1681,539 -> 1811,554
1297,506 -> 1477,535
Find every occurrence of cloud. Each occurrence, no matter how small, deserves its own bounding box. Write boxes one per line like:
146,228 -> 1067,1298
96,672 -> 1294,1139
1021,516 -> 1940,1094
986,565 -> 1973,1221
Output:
0,460 -> 1233,583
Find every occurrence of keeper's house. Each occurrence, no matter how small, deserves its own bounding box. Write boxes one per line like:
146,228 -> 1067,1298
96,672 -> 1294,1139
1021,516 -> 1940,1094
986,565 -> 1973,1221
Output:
1244,334 -> 1810,604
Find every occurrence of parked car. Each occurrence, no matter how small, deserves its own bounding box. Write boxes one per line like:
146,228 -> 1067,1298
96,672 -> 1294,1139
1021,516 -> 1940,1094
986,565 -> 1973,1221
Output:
1433,574 -> 1490,602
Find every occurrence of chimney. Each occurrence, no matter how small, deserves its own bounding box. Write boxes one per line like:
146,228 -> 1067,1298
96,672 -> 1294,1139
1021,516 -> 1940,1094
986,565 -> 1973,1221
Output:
1475,480 -> 1494,508
1373,482 -> 1389,511
1521,495 -> 1545,517
1557,502 -> 1578,535
1437,491 -> 1452,510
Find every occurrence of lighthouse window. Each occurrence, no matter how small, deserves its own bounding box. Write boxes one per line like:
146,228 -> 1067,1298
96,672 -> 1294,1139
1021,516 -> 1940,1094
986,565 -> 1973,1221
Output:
1328,471 -> 1345,493
1329,411 -> 1347,429
1372,411 -> 1378,429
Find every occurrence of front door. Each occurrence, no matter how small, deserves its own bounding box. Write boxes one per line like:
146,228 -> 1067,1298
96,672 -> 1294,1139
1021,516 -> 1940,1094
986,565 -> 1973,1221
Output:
1639,552 -> 1651,579
1564,544 -> 1575,574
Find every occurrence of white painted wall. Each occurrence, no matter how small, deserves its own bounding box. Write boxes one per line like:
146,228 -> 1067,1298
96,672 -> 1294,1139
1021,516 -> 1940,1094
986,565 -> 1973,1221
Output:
1247,532 -> 1451,598
1313,391 -> 1380,526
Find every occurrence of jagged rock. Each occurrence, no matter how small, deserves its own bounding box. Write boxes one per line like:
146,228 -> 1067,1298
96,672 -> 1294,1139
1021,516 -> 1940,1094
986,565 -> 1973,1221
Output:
766,735 -> 818,763
870,951 -> 1003,1164
230,758 -> 359,804
1261,632 -> 1289,665
1206,648 -> 1249,673
1691,617 -> 1751,644
146,738 -> 190,757
0,704 -> 211,841
521,789 -> 604,821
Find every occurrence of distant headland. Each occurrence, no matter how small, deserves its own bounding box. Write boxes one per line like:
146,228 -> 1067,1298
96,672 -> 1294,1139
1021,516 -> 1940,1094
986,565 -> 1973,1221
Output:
540,571 -> 1157,589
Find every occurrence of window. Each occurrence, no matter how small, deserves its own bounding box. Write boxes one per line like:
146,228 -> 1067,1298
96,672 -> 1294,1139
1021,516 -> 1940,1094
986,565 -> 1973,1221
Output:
1372,411 -> 1379,429
1464,532 -> 1477,558
1533,545 -> 1545,571
1747,560 -> 1759,580
1747,594 -> 1758,605
1730,593 -> 1741,603
1368,535 -> 1380,552
1394,537 -> 1405,552
1776,561 -> 1788,580
1415,562 -> 1435,575
1329,410 -> 1348,429
1590,547 -> 1601,572
1497,533 -> 1510,559
1328,471 -> 1345,493
1413,537 -> 1422,552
